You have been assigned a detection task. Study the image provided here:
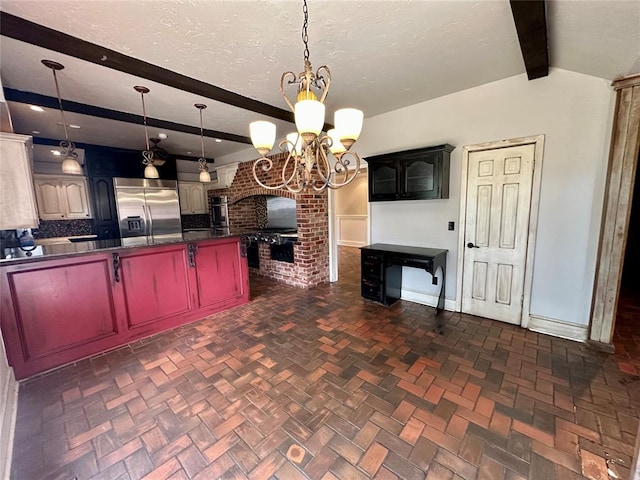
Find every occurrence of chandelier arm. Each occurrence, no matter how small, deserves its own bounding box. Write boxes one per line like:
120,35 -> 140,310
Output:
281,150 -> 303,189
327,151 -> 361,189
280,71 -> 298,113
315,65 -> 332,104
252,156 -> 287,190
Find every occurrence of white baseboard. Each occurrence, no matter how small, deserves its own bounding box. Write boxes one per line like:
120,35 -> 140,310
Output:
528,314 -> 588,342
338,240 -> 366,248
400,287 -> 457,311
0,366 -> 18,480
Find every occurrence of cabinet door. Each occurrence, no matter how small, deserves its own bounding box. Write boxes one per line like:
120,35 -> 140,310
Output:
195,240 -> 245,307
120,245 -> 194,328
189,184 -> 207,214
34,178 -> 65,219
61,178 -> 91,218
402,154 -> 440,200
1,255 -> 120,374
178,184 -> 192,214
368,159 -> 399,201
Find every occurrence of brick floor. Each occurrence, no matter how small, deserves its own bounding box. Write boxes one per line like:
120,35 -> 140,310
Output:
10,247 -> 640,479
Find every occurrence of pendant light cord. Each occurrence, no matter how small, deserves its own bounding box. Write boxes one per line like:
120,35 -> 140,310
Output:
139,91 -> 151,152
199,108 -> 205,158
51,69 -> 70,143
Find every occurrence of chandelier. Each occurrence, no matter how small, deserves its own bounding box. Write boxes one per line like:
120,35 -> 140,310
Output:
195,103 -> 211,182
133,86 -> 159,179
42,60 -> 82,175
249,0 -> 364,193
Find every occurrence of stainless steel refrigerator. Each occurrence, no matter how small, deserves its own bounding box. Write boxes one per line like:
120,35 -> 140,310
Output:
114,178 -> 182,240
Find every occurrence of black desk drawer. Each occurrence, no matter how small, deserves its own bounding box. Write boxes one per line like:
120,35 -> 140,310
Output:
362,251 -> 383,279
361,279 -> 383,302
386,257 -> 432,271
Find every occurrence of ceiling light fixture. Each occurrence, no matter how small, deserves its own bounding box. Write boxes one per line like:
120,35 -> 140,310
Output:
134,86 -> 159,179
29,105 -> 44,112
248,0 -> 363,193
42,59 -> 82,175
195,104 -> 211,183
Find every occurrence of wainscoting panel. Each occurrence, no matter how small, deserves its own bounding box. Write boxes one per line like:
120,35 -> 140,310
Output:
337,215 -> 367,247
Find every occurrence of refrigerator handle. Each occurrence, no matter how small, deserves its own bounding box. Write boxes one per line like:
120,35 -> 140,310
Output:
146,205 -> 154,240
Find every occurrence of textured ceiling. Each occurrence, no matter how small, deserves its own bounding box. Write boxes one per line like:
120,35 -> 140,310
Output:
0,0 -> 638,163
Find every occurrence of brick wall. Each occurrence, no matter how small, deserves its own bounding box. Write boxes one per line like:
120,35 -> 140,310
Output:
208,152 -> 329,288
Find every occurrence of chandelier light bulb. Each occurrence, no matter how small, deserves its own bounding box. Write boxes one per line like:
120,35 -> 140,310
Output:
250,121 -> 277,155
294,100 -> 325,141
334,108 -> 364,149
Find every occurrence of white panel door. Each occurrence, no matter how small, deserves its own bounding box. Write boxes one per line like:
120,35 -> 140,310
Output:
461,144 -> 535,324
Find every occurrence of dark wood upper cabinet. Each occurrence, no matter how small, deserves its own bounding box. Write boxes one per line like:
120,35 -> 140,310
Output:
366,144 -> 454,201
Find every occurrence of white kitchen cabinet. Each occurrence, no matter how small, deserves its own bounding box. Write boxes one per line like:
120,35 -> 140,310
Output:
208,162 -> 239,190
33,175 -> 91,220
0,133 -> 39,229
178,182 -> 208,214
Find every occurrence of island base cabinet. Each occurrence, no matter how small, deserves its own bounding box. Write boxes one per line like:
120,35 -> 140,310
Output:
196,240 -> 248,308
0,237 -> 249,379
120,246 -> 194,329
0,254 -> 123,379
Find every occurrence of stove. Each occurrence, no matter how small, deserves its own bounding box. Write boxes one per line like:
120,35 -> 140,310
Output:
248,228 -> 298,245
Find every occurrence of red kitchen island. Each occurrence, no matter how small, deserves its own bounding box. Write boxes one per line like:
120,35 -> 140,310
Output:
0,233 -> 250,379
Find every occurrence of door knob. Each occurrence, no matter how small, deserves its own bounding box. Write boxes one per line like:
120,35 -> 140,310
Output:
467,242 -> 480,248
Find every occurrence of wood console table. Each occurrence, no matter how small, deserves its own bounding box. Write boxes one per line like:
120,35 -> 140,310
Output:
360,243 -> 448,333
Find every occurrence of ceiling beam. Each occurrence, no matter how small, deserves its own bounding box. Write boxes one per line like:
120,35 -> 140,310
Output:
32,136 -> 214,163
4,88 -> 252,145
0,12 -> 297,124
509,0 -> 549,80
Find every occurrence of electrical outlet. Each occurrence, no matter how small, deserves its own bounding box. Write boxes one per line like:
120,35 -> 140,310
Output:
448,221 -> 455,231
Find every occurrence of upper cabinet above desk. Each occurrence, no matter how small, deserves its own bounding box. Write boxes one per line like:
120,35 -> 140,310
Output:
366,144 -> 454,202
33,174 -> 92,220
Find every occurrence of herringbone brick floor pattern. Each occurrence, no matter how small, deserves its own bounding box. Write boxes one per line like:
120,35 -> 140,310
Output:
11,247 -> 640,480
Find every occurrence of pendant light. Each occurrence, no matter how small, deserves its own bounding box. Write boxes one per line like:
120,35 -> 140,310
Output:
134,86 -> 159,179
42,60 -> 82,175
195,104 -> 211,183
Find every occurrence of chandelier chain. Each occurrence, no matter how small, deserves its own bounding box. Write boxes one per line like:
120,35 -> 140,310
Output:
302,0 -> 310,63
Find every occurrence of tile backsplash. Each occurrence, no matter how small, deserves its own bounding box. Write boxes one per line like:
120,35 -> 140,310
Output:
33,219 -> 95,239
181,214 -> 211,230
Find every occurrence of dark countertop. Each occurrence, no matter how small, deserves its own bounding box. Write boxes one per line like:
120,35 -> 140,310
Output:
1,230 -> 254,266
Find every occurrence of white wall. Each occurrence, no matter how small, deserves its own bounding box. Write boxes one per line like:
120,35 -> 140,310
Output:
358,68 -> 614,327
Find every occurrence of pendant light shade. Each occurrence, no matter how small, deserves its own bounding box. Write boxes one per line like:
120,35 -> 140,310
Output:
199,170 -> 212,182
62,156 -> 83,174
144,164 -> 159,179
42,59 -> 82,175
